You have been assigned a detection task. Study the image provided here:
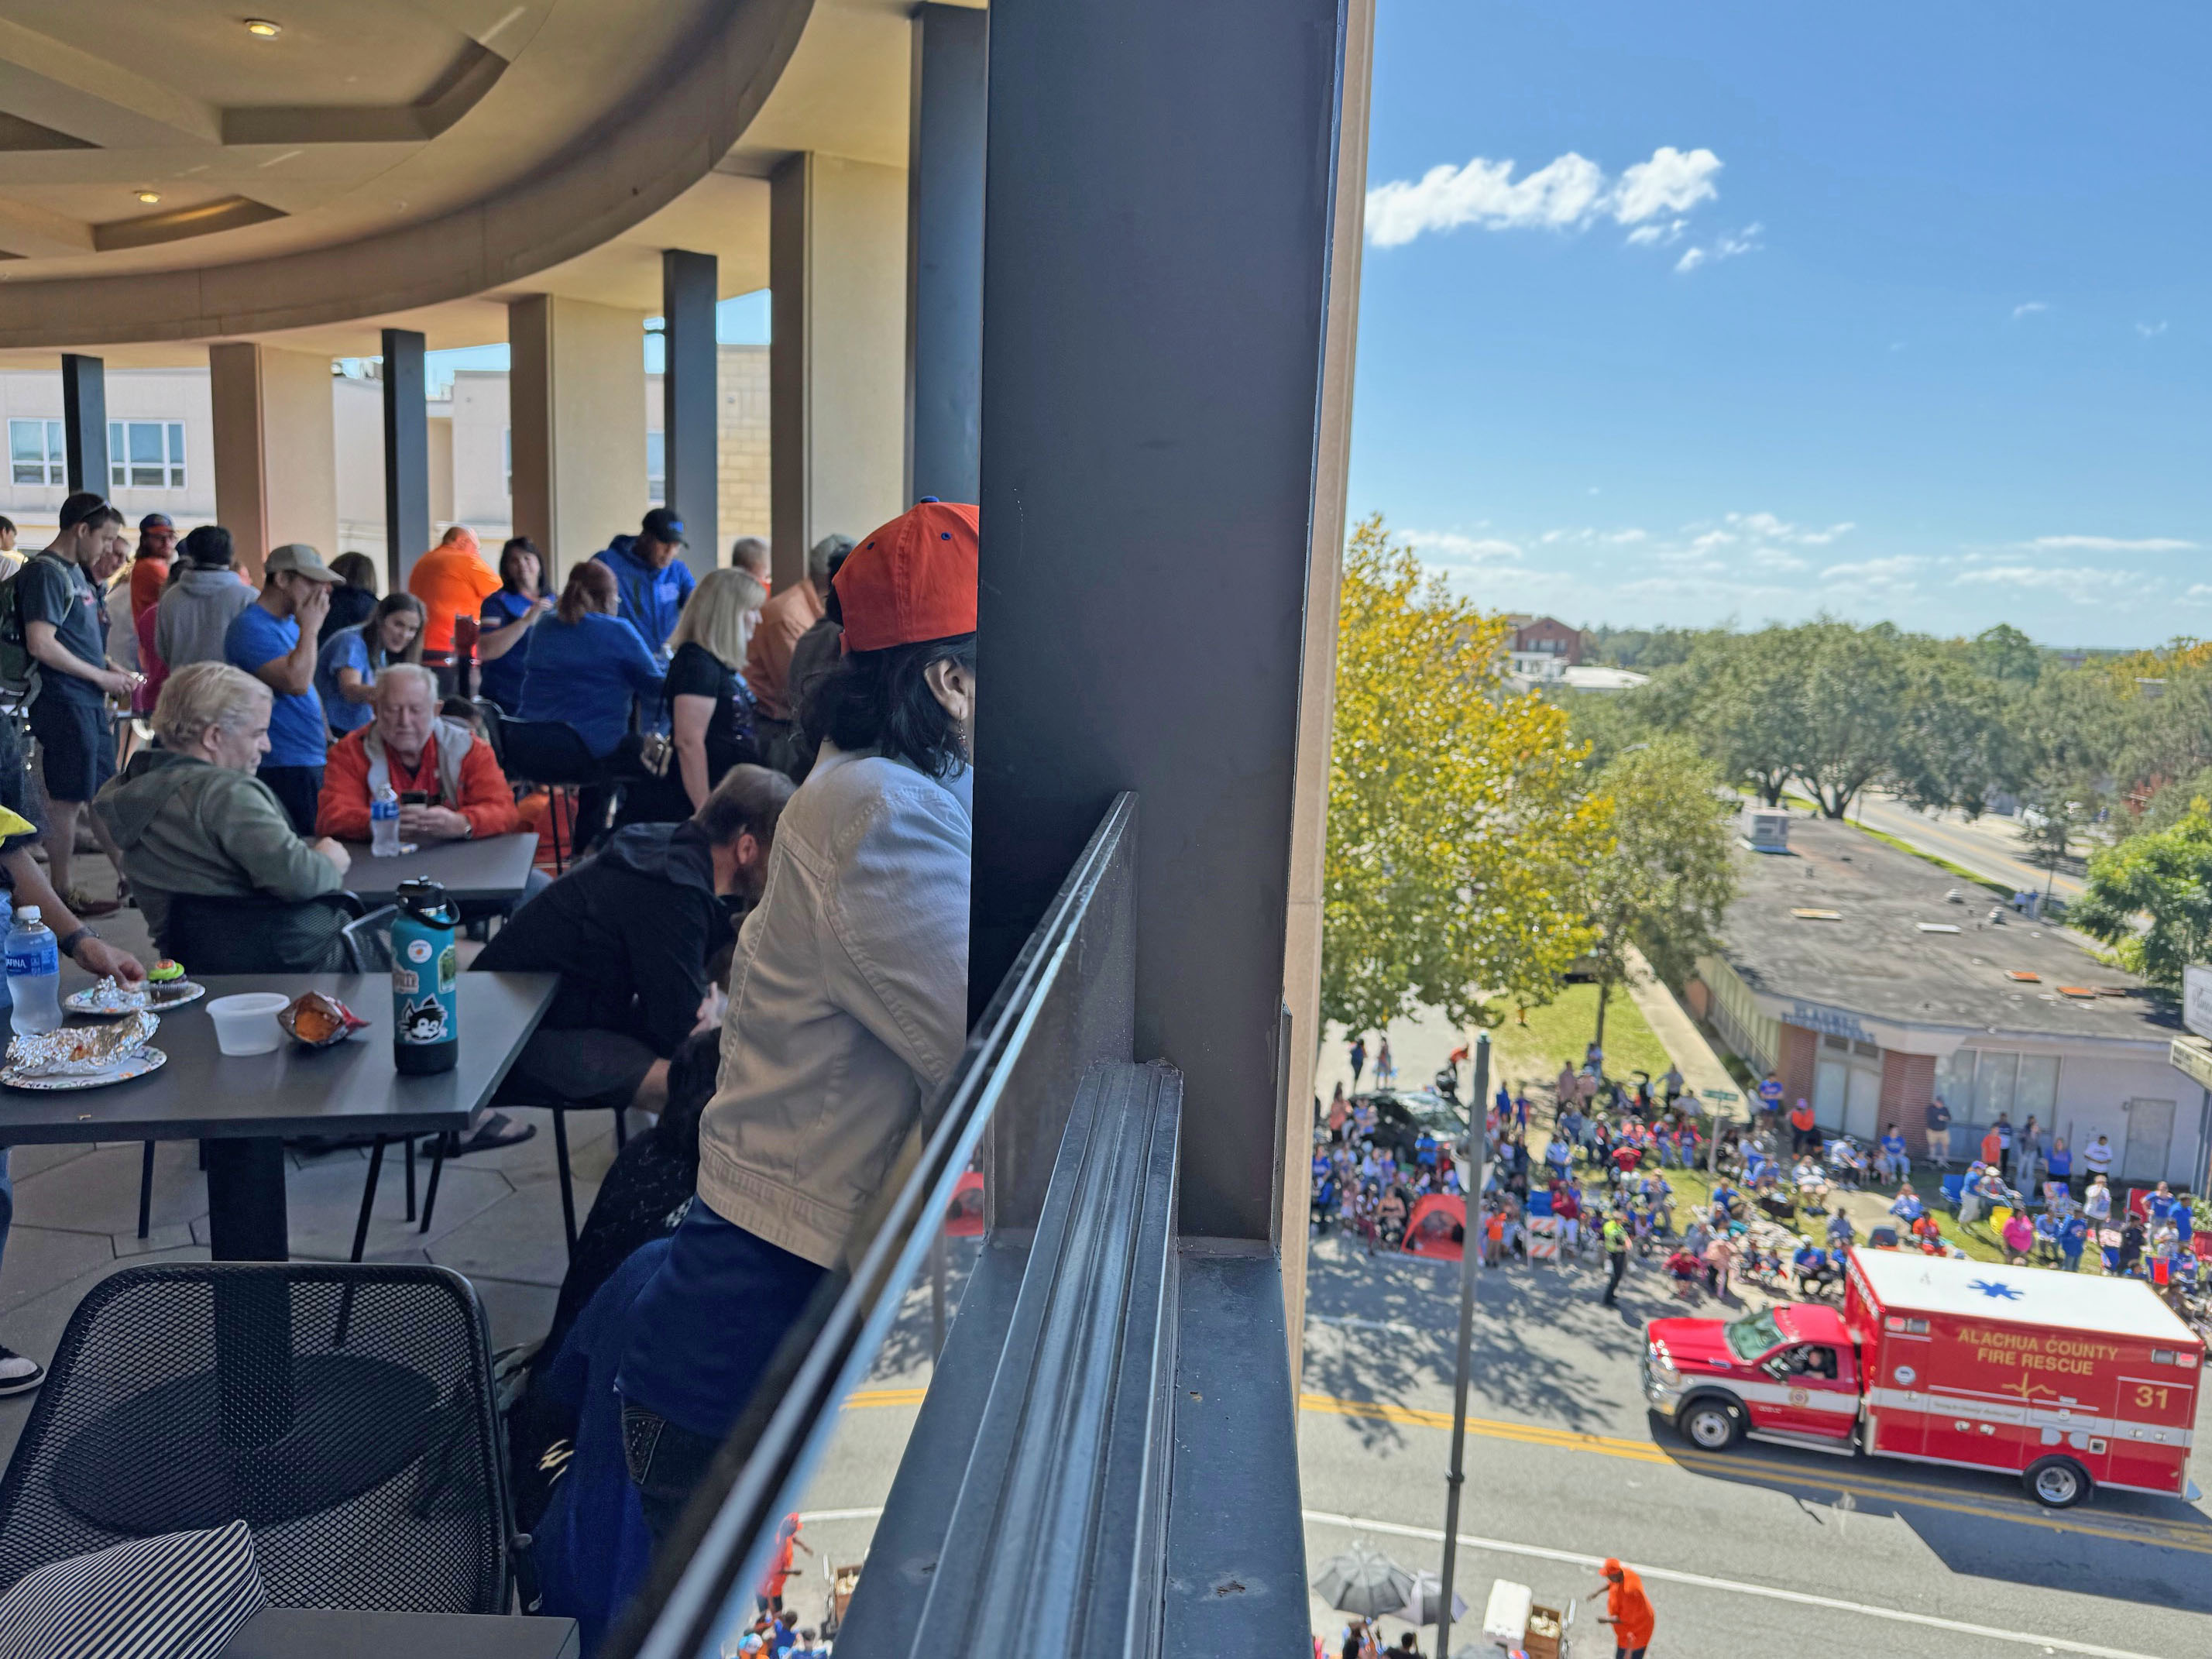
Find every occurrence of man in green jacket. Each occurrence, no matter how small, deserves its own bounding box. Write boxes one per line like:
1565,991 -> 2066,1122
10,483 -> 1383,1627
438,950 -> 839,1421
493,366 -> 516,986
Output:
94,661 -> 351,962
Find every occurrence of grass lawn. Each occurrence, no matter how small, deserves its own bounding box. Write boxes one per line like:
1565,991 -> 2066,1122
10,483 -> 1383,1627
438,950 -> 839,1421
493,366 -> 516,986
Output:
1491,981 -> 1672,1097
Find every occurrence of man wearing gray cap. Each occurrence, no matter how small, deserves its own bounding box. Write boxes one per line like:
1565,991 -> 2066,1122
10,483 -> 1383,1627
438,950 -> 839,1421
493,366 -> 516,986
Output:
224,543 -> 338,835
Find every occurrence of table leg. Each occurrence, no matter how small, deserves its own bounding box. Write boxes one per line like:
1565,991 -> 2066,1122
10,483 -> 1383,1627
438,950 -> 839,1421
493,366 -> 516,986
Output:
204,1137 -> 290,1261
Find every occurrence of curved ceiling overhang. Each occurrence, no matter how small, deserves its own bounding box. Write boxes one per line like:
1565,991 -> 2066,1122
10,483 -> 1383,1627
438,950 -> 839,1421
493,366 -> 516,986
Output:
0,0 -> 815,349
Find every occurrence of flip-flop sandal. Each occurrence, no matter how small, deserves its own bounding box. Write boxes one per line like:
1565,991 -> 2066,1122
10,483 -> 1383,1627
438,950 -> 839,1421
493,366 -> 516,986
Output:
452,1111 -> 538,1155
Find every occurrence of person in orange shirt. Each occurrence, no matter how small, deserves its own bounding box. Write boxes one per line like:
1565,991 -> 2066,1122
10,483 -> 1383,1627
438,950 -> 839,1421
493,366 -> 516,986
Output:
314,665 -> 519,843
742,531 -> 852,767
406,524 -> 500,669
1592,1558 -> 1654,1658
1788,1097 -> 1819,1155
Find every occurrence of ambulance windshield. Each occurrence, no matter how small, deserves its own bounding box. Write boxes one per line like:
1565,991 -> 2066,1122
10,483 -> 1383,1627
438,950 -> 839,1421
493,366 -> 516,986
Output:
1723,1308 -> 1784,1361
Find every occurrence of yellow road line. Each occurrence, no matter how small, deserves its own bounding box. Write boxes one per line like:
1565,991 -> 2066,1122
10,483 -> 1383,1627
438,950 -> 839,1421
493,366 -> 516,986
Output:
1300,1390 -> 2212,1555
844,1386 -> 929,1409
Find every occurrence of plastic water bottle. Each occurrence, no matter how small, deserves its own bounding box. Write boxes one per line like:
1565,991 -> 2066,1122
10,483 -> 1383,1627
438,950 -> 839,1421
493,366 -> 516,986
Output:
371,785 -> 402,857
5,906 -> 62,1035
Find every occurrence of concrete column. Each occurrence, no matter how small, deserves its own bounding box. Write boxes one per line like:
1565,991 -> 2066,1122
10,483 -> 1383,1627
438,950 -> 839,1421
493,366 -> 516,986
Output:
208,342 -> 338,577
969,0 -> 1356,1245
59,354 -> 107,496
905,4 -> 987,506
1279,0 -> 1376,1377
661,249 -> 719,580
770,152 -> 908,592
381,327 -> 430,589
508,293 -> 648,577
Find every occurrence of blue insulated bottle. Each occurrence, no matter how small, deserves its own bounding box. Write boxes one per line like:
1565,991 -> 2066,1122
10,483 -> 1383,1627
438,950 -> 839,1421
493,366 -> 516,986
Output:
391,877 -> 460,1075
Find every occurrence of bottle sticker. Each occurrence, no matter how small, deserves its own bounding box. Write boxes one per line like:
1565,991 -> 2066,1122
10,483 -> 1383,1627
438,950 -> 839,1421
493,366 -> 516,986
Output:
406,939 -> 433,965
393,967 -> 421,996
397,995 -> 450,1045
438,944 -> 458,994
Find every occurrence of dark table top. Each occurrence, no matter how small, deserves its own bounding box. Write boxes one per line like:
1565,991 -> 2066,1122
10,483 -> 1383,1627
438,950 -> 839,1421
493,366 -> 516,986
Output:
336,833 -> 541,905
223,1606 -> 579,1658
0,972 -> 556,1144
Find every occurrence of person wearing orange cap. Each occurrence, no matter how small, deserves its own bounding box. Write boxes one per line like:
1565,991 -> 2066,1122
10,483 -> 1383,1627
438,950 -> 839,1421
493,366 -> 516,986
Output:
1592,1558 -> 1654,1657
614,500 -> 978,1549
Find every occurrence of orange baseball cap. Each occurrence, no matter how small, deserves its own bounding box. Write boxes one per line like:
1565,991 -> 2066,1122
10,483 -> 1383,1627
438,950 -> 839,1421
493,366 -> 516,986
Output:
833,500 -> 978,653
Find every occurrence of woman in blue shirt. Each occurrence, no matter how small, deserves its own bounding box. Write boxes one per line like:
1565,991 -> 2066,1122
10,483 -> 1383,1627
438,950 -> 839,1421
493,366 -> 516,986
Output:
517,561 -> 663,757
316,592 -> 424,736
476,536 -> 553,712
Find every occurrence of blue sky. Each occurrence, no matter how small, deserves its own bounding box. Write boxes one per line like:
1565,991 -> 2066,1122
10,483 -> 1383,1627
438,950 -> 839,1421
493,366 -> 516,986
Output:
1348,2 -> 2210,647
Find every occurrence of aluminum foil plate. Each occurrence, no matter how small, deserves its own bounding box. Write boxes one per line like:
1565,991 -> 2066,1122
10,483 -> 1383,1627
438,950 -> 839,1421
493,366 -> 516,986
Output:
5,1010 -> 160,1077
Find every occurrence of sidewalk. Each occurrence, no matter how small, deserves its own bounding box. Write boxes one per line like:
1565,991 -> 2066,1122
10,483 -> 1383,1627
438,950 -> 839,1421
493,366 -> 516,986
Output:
1618,945 -> 1743,1123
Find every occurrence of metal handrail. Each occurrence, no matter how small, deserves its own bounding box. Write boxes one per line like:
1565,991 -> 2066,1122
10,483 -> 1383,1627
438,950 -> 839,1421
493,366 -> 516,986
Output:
615,792 -> 1139,1659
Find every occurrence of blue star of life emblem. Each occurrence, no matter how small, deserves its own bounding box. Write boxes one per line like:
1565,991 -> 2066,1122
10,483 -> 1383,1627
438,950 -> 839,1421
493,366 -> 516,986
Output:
1966,1278 -> 2024,1300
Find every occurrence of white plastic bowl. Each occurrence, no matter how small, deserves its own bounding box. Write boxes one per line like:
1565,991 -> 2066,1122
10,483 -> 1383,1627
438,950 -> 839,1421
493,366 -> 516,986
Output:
207,991 -> 290,1056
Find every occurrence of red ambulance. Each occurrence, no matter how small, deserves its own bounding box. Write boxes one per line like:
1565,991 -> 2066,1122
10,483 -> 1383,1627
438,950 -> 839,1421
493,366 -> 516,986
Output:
1641,1249 -> 2201,1508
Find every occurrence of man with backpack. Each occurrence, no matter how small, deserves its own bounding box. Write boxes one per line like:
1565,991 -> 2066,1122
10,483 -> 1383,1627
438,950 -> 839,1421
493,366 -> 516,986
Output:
7,494 -> 141,914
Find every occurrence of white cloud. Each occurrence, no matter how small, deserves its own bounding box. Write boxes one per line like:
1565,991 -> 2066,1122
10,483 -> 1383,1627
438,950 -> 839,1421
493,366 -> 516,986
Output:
1365,146 -> 1721,248
2138,320 -> 2169,338
1407,530 -> 1523,567
1953,565 -> 2145,601
1820,555 -> 1924,587
1611,148 -> 1724,224
2018,534 -> 2196,554
1675,223 -> 1761,274
2011,301 -> 2048,319
1625,219 -> 1686,246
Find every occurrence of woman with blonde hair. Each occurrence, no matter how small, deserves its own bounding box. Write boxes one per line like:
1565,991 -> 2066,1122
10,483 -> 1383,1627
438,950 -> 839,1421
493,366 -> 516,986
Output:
612,567 -> 766,826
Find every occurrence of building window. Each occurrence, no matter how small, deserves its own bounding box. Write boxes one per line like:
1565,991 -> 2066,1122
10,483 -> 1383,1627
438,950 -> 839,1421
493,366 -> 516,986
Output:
105,421 -> 186,489
503,428 -> 513,499
646,430 -> 666,507
1937,1047 -> 2059,1129
8,419 -> 65,486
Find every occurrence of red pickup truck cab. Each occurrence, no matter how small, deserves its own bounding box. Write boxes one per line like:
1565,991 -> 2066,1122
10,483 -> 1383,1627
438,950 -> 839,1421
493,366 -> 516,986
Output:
1642,1248 -> 2202,1509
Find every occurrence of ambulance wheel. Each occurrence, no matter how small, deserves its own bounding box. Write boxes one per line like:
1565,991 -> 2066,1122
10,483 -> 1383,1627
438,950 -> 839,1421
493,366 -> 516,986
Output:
1680,1395 -> 1743,1451
2025,1456 -> 2090,1509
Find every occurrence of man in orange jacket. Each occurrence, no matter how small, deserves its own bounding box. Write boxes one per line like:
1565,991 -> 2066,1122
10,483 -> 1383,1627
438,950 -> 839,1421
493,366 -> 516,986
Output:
1592,1558 -> 1654,1658
315,665 -> 518,843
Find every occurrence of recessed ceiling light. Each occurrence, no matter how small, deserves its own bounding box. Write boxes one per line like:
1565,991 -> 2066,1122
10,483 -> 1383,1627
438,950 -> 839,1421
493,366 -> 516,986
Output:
243,19 -> 281,37
136,191 -> 162,204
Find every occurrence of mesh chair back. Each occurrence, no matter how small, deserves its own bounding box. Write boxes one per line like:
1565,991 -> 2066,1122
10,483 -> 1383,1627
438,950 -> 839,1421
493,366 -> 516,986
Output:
0,1263 -> 512,1613
161,892 -> 360,974
468,699 -> 509,769
497,720 -> 597,788
339,903 -> 399,973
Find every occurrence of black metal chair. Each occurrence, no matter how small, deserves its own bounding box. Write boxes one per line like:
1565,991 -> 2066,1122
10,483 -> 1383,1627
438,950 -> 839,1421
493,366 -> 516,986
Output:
468,697 -> 508,770
496,720 -> 599,873
367,1094 -> 627,1263
0,1262 -> 519,1613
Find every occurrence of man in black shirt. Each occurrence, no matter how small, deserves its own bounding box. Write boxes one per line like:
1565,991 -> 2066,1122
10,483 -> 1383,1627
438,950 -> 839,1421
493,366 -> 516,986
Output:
476,765 -> 790,1115
17,494 -> 139,913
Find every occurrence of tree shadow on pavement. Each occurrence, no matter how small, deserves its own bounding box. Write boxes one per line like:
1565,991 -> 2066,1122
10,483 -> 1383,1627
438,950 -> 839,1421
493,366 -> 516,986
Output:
1301,1233 -> 1676,1449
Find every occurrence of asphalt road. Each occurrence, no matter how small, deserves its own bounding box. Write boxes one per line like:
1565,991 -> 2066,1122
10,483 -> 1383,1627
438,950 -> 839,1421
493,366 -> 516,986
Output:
1853,794 -> 2087,902
782,1234 -> 2212,1657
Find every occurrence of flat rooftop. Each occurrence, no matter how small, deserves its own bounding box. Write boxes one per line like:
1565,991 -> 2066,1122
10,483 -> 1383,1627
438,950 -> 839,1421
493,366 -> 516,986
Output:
1719,813 -> 2179,1044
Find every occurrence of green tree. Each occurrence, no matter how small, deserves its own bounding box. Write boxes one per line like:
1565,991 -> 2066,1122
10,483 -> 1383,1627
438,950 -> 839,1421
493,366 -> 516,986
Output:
1971,623 -> 2043,685
1578,737 -> 1740,1045
1663,627 -> 1806,805
1323,517 -> 1611,1036
2068,799 -> 2212,990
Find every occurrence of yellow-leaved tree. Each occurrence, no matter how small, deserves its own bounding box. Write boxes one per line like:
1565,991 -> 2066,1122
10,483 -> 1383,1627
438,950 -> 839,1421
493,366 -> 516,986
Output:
1322,515 -> 1612,1037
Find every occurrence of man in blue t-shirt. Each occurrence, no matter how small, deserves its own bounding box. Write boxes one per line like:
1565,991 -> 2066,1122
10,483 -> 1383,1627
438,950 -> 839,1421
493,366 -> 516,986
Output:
224,543 -> 338,835
593,507 -> 696,661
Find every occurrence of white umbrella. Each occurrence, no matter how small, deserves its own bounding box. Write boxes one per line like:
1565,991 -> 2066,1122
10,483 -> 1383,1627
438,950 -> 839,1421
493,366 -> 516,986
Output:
1400,1570 -> 1468,1627
1312,1544 -> 1415,1619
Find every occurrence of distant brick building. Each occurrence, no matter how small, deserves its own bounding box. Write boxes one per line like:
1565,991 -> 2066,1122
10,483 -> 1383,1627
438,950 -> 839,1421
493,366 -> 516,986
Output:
1506,614 -> 1580,665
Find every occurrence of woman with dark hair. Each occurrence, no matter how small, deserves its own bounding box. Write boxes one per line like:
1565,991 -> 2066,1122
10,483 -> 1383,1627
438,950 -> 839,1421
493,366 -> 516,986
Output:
515,561 -> 664,757
321,551 -> 380,642
613,501 -> 977,1547
476,535 -> 553,712
315,590 -> 424,735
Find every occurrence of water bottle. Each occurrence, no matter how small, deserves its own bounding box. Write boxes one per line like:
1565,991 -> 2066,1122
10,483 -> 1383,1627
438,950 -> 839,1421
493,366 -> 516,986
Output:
391,878 -> 459,1075
5,905 -> 62,1035
370,785 -> 402,857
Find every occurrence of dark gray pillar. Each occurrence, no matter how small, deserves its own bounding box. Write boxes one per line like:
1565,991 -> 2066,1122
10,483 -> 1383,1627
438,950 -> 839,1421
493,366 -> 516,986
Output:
970,0 -> 1351,1242
380,328 -> 429,589
905,3 -> 987,506
662,248 -> 719,579
60,354 -> 107,496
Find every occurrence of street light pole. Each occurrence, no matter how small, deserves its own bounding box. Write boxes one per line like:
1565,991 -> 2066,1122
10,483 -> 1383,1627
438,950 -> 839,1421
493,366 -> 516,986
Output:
1436,1032 -> 1489,1657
